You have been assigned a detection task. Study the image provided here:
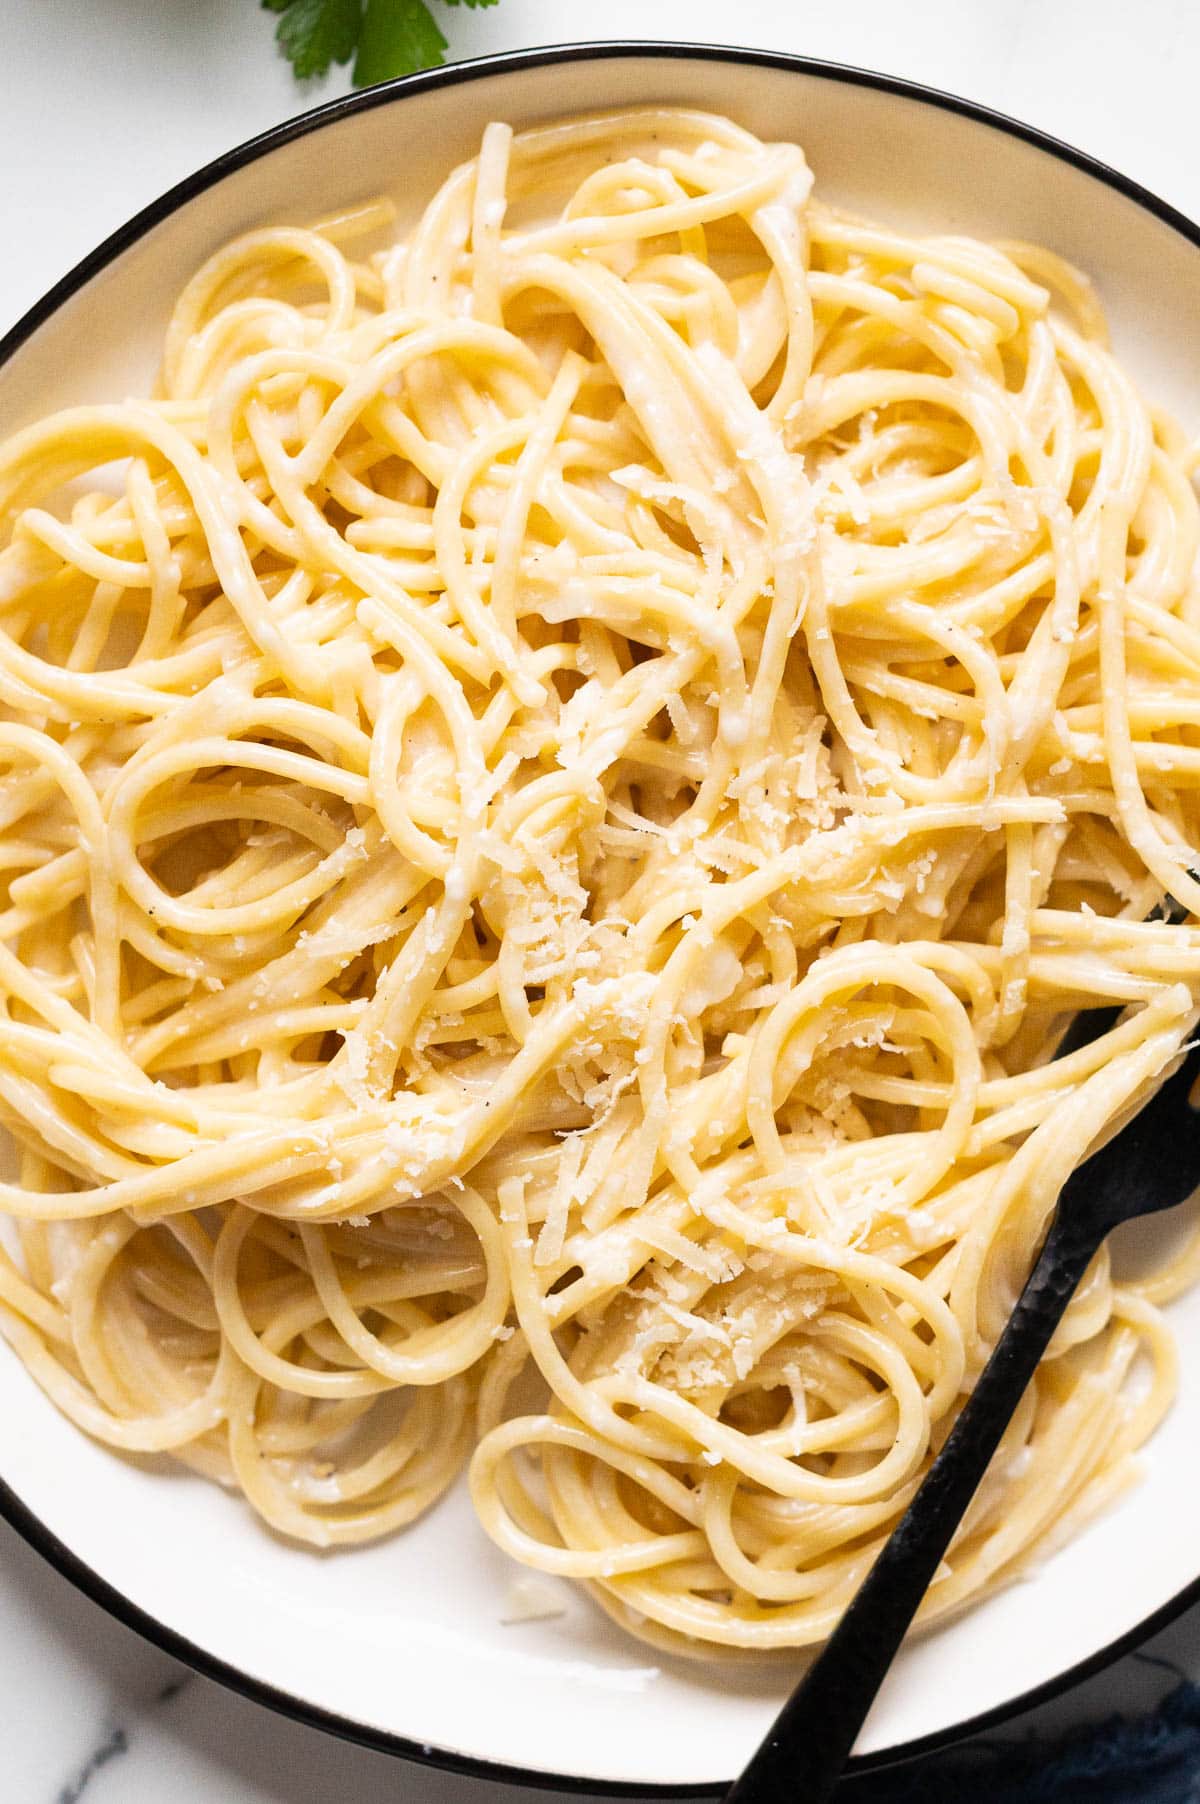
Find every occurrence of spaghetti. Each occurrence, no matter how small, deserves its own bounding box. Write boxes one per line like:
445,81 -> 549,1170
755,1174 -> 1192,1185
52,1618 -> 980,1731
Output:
0,108 -> 1199,1653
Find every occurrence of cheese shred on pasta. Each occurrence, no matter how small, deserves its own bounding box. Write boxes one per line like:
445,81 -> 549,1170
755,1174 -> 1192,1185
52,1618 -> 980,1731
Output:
1,109 -> 1199,1653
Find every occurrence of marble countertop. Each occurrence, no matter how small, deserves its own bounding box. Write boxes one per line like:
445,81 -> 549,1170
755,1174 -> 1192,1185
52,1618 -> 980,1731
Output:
3,2 -> 1200,1798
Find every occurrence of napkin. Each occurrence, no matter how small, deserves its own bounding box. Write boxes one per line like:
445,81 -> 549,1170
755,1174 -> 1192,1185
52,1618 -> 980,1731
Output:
843,1680 -> 1200,1801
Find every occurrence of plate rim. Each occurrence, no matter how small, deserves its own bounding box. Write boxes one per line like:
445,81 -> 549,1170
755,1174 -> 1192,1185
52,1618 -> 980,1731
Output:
2,36 -> 1199,1796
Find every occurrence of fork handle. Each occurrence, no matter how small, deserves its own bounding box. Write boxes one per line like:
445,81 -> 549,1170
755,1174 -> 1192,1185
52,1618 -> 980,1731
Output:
726,1203 -> 1103,1803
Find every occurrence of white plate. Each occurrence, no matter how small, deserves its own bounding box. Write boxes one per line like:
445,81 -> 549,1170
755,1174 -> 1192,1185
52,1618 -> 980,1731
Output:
2,43 -> 1200,1796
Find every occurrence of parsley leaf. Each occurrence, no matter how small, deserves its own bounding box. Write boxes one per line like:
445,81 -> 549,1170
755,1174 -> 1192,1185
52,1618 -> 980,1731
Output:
354,0 -> 447,86
266,0 -> 362,81
262,0 -> 496,86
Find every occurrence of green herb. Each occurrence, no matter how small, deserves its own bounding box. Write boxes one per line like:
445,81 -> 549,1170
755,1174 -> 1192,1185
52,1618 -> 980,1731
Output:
261,0 -> 500,88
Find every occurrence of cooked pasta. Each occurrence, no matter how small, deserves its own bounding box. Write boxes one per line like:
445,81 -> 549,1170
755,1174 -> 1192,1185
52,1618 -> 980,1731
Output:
0,107 -> 1198,1654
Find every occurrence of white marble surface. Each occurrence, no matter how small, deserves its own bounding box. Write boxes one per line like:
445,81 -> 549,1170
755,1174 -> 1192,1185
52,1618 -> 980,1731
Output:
2,2 -> 1200,1798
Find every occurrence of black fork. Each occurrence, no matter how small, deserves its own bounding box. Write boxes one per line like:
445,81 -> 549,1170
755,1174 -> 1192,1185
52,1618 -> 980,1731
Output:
727,1026 -> 1200,1804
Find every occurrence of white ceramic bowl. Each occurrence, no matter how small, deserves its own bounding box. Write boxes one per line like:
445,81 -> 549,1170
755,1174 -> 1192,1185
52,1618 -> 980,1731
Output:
3,42 -> 1200,1797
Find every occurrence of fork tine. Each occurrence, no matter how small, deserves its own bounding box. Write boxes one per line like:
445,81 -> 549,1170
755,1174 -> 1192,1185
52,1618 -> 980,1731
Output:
1067,1040 -> 1200,1235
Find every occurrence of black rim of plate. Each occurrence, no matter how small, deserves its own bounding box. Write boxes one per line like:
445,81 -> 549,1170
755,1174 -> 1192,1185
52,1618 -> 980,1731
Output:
2,37 -> 1199,1799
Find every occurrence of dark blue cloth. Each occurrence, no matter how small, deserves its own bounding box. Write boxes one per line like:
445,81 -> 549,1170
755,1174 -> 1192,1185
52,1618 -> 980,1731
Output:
839,1682 -> 1200,1802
